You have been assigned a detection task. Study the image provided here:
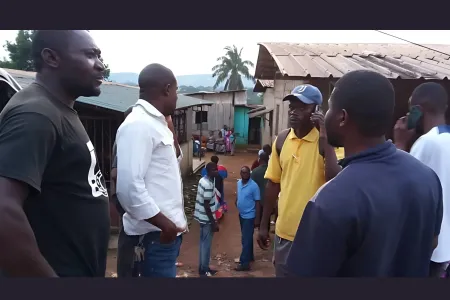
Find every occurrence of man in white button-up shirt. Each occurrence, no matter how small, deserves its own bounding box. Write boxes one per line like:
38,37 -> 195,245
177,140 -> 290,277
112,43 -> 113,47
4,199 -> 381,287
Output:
116,63 -> 187,278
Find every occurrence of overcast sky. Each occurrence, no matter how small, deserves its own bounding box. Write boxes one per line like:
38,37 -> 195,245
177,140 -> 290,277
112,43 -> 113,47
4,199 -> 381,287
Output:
1,30 -> 450,76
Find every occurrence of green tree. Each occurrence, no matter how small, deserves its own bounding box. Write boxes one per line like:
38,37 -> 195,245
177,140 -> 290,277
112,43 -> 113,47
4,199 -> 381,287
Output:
212,45 -> 254,91
100,57 -> 110,80
0,30 -> 112,80
0,30 -> 36,71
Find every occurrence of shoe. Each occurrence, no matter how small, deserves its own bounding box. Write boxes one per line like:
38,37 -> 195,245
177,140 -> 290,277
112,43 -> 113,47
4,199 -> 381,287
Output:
200,271 -> 214,277
235,264 -> 250,272
208,269 -> 218,276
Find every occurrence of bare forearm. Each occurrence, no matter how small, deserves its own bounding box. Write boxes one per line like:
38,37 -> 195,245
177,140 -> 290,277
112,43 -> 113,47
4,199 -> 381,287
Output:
146,212 -> 175,232
322,138 -> 341,181
0,205 -> 57,277
261,182 -> 280,229
255,202 -> 261,223
204,202 -> 215,223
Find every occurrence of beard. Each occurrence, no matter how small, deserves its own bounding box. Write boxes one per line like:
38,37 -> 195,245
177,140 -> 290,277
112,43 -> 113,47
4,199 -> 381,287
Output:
65,81 -> 101,98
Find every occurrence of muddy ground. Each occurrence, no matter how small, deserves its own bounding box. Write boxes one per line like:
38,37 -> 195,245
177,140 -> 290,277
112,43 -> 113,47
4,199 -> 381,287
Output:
106,151 -> 275,278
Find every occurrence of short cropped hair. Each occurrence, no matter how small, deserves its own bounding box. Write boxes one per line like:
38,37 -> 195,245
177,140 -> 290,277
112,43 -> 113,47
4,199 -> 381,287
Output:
241,166 -> 250,172
211,155 -> 219,164
332,70 -> 395,137
411,82 -> 448,115
262,144 -> 272,155
31,30 -> 74,72
259,152 -> 269,163
206,162 -> 217,172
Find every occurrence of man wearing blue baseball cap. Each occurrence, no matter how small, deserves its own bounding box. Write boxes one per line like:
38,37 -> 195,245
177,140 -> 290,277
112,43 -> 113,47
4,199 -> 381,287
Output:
258,84 -> 344,277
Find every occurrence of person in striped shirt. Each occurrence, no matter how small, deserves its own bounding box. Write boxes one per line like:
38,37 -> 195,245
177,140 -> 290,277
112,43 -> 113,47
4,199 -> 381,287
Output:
194,162 -> 220,277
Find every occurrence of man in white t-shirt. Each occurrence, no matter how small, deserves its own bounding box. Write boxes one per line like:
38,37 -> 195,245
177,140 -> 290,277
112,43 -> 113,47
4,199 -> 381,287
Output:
394,82 -> 449,277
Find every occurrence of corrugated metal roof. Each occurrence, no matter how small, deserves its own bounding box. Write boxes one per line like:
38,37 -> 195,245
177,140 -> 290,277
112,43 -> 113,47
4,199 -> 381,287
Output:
258,80 -> 274,88
184,89 -> 247,96
4,69 -> 213,112
248,107 -> 273,118
253,79 -> 274,92
254,43 -> 450,80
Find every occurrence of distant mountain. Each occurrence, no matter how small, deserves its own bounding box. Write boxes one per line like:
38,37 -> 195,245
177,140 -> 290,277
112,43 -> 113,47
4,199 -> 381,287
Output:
108,73 -> 255,89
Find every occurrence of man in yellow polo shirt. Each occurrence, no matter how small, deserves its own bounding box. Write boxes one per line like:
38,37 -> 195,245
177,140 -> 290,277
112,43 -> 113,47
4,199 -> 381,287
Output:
257,84 -> 344,277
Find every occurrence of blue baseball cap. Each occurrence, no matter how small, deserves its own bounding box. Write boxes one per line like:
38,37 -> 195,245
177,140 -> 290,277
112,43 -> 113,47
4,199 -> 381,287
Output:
283,84 -> 323,105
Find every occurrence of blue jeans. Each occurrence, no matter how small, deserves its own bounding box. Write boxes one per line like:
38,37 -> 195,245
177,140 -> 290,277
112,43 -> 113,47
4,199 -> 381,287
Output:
239,216 -> 255,267
199,223 -> 215,274
140,232 -> 182,278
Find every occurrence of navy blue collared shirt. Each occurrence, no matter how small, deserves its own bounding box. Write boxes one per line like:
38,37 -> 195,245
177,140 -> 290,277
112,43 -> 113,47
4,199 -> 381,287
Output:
285,141 -> 443,277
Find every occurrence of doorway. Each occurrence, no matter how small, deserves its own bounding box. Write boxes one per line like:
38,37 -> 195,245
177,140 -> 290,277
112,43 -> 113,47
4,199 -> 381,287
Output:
248,117 -> 261,145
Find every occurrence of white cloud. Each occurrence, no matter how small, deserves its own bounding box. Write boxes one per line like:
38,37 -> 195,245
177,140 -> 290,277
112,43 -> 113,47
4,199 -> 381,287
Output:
1,30 -> 450,76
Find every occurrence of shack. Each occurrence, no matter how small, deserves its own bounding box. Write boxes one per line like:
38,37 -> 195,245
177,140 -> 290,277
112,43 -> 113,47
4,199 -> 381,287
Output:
254,43 -> 450,140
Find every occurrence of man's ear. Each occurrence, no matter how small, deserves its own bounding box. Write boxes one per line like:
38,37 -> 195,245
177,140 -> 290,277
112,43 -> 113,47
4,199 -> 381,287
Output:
340,109 -> 348,128
41,48 -> 60,69
163,84 -> 170,96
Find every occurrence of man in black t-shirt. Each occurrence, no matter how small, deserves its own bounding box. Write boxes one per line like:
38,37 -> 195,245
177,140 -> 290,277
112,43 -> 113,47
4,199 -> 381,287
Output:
0,30 -> 110,277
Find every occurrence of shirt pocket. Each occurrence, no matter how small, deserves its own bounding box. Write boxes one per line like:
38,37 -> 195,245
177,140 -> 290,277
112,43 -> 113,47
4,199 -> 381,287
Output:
154,137 -> 175,169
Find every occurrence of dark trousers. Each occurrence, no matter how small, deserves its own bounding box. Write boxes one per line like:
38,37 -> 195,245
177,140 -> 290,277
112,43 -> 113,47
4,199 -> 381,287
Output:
239,216 -> 255,267
117,224 -> 140,278
199,223 -> 215,274
429,261 -> 449,278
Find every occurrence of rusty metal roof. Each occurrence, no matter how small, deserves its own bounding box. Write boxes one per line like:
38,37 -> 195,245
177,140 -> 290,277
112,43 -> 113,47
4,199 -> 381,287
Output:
4,69 -> 213,112
254,43 -> 450,80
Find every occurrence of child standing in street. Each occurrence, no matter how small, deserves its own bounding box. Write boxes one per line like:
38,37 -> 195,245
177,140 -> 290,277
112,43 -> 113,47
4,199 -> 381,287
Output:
235,166 -> 261,271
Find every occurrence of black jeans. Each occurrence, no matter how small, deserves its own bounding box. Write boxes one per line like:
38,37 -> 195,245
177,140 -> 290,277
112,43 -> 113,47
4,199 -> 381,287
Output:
117,223 -> 140,277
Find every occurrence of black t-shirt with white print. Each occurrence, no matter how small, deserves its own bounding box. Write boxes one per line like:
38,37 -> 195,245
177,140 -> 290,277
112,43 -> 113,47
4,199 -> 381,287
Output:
0,83 -> 110,277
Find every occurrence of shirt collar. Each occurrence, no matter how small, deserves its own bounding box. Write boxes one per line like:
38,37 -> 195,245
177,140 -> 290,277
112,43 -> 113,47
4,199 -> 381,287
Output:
135,99 -> 165,120
339,140 -> 396,169
240,179 -> 253,187
288,127 -> 319,143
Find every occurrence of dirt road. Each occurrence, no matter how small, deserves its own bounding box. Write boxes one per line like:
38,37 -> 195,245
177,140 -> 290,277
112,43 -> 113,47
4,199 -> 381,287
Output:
106,151 -> 275,278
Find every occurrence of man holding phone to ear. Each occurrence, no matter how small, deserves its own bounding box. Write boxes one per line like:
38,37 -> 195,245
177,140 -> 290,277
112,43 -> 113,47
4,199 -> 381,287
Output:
394,82 -> 450,278
257,84 -> 344,277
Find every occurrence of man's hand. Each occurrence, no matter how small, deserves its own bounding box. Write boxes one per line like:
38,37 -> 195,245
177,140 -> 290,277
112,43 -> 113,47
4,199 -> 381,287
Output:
211,221 -> 219,233
394,116 -> 416,150
254,219 -> 260,229
257,227 -> 270,250
311,111 -> 326,137
160,221 -> 185,244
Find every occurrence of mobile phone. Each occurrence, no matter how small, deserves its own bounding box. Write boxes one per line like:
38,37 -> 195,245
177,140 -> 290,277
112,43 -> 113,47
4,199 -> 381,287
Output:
407,106 -> 423,130
315,105 -> 321,113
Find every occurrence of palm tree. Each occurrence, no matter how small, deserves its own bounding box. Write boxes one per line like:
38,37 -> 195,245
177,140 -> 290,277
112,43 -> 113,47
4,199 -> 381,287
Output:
212,45 -> 255,91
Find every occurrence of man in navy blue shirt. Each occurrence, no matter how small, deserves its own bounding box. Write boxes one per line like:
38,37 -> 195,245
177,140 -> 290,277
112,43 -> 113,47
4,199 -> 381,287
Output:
285,70 -> 443,277
235,166 -> 260,272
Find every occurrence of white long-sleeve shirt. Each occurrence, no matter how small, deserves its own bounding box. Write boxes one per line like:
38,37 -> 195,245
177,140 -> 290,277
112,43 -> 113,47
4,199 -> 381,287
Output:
116,99 -> 187,236
410,125 -> 450,263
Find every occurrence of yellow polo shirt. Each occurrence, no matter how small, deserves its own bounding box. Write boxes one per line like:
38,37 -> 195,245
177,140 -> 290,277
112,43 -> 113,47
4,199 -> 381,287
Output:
264,128 -> 344,241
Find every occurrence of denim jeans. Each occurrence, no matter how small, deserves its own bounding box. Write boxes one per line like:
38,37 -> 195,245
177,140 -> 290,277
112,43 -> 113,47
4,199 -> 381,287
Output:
199,223 -> 215,274
139,232 -> 182,278
239,216 -> 255,267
